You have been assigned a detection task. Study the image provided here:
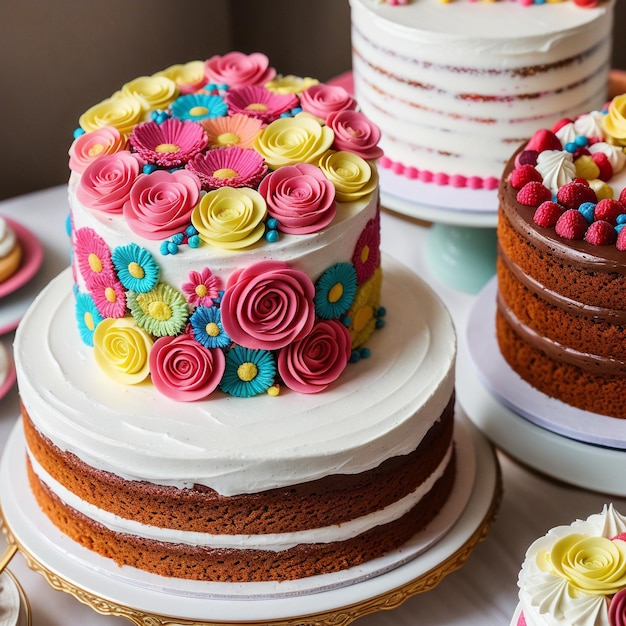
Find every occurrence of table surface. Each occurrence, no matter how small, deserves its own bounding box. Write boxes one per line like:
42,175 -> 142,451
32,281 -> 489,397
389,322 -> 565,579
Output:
1,186 -> 625,626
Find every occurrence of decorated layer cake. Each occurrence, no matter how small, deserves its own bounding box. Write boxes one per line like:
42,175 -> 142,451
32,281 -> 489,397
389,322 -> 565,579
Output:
496,93 -> 626,418
350,0 -> 614,192
512,504 -> 626,626
15,52 -> 459,583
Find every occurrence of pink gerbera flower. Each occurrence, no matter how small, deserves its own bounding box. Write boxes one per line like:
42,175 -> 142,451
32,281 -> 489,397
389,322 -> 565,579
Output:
129,118 -> 208,168
186,146 -> 268,190
181,267 -> 223,308
352,216 -> 381,284
200,113 -> 264,149
88,271 -> 127,319
225,86 -> 299,124
74,227 -> 115,286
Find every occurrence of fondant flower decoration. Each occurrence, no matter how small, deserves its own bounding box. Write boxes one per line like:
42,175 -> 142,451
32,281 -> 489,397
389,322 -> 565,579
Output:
181,267 -> 222,308
314,262 -> 357,319
190,306 -> 231,349
277,319 -> 352,394
254,113 -> 335,170
123,169 -> 201,240
609,588 -> 626,626
220,260 -> 315,350
69,125 -> 128,175
74,227 -> 115,286
200,113 -> 265,149
149,334 -> 225,401
346,267 -> 382,348
603,94 -> 626,147
75,291 -> 104,347
265,75 -> 319,96
88,271 -> 127,319
352,216 -> 381,284
319,151 -> 379,202
129,118 -> 209,168
299,84 -> 357,123
186,146 -> 268,191
204,51 -> 276,88
111,243 -> 159,293
219,345 -> 276,398
120,74 -> 179,113
76,151 -> 141,214
258,163 -> 337,235
93,316 -> 153,385
154,60 -> 207,95
327,110 -> 384,161
225,85 -> 299,124
169,93 -> 228,122
191,186 -> 267,250
127,283 -> 189,337
79,95 -> 143,135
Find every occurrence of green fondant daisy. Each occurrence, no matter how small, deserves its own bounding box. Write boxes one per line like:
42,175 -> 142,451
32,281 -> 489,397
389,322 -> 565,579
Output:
127,283 -> 188,337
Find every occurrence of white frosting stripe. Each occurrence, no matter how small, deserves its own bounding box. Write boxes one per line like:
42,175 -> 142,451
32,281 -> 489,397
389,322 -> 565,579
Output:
28,444 -> 454,552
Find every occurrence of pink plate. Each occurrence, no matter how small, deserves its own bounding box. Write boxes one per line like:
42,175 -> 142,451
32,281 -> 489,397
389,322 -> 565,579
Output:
0,217 -> 44,299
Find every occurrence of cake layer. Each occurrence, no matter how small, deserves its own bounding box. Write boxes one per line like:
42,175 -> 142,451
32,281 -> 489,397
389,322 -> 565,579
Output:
350,0 -> 614,189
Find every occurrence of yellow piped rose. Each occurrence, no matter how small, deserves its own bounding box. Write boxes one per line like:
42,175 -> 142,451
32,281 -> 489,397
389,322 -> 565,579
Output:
93,317 -> 153,385
547,533 -> 626,596
191,187 -> 267,250
120,75 -> 179,113
79,96 -> 143,135
319,151 -> 378,202
254,113 -> 334,170
603,94 -> 626,147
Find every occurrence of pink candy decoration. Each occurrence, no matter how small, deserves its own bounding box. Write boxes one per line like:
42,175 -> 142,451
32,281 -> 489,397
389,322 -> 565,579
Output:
204,51 -> 276,88
123,169 -> 201,240
220,261 -> 315,351
277,319 -> 352,394
327,110 -> 383,160
299,84 -> 357,122
258,163 -> 337,235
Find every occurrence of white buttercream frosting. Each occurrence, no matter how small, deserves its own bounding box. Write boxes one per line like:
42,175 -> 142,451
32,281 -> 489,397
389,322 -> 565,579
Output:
535,150 -> 576,194
0,217 -> 16,258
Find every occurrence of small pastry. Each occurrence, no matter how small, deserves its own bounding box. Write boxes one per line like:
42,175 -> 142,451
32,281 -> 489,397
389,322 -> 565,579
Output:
0,217 -> 22,283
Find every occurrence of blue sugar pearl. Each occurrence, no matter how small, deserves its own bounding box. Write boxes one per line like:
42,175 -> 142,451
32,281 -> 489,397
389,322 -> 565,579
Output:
616,224 -> 625,233
578,202 -> 596,223
185,225 -> 198,237
159,241 -> 170,255
73,127 -> 85,139
342,316 -> 351,327
143,164 -> 157,175
565,142 -> 577,154
171,233 -> 184,245
155,112 -> 170,124
291,107 -> 302,115
167,241 -> 179,255
360,347 -> 371,359
219,84 -> 228,91
265,229 -> 279,243
377,306 -> 387,317
150,110 -> 160,121
376,318 -> 386,329
266,218 -> 279,230
349,350 -> 361,364
616,214 -> 626,225
188,234 -> 200,248
575,135 -> 589,147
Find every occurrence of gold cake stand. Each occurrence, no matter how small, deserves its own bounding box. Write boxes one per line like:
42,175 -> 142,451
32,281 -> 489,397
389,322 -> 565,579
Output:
0,415 -> 501,626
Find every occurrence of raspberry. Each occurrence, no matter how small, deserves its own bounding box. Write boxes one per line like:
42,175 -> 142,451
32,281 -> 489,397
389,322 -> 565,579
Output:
509,164 -> 542,189
533,201 -> 564,228
591,152 -> 613,181
515,149 -> 539,168
619,187 -> 626,206
617,228 -> 626,252
594,199 -> 625,225
555,209 -> 588,240
584,220 -> 616,246
526,128 -> 563,153
516,181 -> 552,207
556,181 -> 597,209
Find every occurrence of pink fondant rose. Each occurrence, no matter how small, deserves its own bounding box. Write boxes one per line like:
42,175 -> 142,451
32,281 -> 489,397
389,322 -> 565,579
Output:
123,169 -> 201,240
610,589 -> 626,626
69,126 -> 127,174
204,51 -> 276,88
220,261 -> 315,351
149,334 -> 225,402
299,84 -> 357,122
258,163 -> 336,234
278,319 -> 352,394
76,151 -> 141,214
327,110 -> 383,161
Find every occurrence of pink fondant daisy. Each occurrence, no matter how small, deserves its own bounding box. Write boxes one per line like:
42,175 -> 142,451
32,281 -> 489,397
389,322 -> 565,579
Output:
200,113 -> 264,149
186,146 -> 268,190
352,216 -> 381,284
74,227 -> 115,287
181,267 -> 223,308
88,271 -> 127,319
129,118 -> 208,168
225,86 -> 299,124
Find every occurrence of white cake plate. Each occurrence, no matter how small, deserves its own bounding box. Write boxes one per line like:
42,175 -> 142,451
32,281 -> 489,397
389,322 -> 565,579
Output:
457,280 -> 626,496
0,414 -> 501,625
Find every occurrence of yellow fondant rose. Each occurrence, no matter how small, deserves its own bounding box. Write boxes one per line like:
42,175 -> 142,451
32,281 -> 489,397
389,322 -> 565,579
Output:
79,96 -> 143,136
265,75 -> 319,95
319,151 -> 378,202
547,534 -> 626,596
120,75 -> 179,113
191,187 -> 267,250
253,113 -> 334,170
93,317 -> 153,385
603,94 -> 626,147
154,61 -> 205,93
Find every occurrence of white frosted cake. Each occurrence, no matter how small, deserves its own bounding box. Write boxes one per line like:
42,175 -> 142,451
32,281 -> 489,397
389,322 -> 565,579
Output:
350,0 -> 614,192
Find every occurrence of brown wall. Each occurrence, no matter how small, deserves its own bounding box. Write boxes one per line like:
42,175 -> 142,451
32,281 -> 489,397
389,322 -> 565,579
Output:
0,0 -> 623,200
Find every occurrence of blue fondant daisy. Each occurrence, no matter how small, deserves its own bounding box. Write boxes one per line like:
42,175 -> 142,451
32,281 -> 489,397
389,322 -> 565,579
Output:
75,291 -> 103,346
112,243 -> 159,293
314,262 -> 358,320
190,306 -> 231,349
170,93 -> 228,122
220,346 -> 276,398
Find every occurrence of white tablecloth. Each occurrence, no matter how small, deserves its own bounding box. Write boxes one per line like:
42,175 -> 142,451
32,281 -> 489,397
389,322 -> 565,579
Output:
1,186 -> 624,625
